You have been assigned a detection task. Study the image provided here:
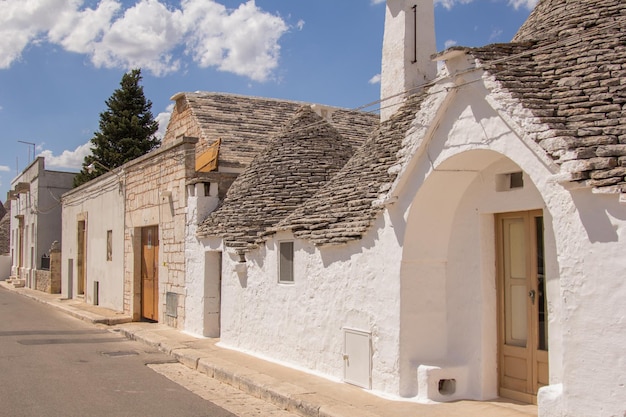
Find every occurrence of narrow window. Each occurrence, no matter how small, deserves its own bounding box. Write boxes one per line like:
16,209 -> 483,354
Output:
279,241 -> 294,283
106,230 -> 113,261
411,4 -> 417,64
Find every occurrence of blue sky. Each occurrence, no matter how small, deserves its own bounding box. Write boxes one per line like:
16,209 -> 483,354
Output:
0,0 -> 536,201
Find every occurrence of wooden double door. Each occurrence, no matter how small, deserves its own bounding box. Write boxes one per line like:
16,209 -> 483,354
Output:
141,226 -> 159,321
496,210 -> 549,404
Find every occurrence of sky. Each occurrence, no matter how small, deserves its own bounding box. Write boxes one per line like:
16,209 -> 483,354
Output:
0,0 -> 537,201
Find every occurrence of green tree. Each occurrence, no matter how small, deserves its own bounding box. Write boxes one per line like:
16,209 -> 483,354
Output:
74,68 -> 160,187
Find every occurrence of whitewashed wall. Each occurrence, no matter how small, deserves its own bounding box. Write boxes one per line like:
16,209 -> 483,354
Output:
61,173 -> 125,310
213,221 -> 404,395
389,58 -> 626,415
184,182 -> 220,337
9,158 -> 74,287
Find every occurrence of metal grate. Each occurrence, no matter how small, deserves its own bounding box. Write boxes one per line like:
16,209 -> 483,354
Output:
166,292 -> 178,318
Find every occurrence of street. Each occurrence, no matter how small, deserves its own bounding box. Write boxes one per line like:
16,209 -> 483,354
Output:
0,286 -> 298,417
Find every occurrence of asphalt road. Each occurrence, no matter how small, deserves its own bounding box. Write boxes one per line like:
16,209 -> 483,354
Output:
0,286 -> 236,417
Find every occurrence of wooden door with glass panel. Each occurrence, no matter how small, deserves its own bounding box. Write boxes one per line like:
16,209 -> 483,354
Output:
496,210 -> 549,404
141,225 -> 159,321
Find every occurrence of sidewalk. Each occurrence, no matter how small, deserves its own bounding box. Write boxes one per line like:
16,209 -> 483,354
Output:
1,282 -> 537,417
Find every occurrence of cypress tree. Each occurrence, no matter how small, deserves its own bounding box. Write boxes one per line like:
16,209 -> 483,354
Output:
74,68 -> 160,187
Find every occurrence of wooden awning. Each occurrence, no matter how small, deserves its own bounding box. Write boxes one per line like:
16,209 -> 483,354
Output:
14,182 -> 30,194
195,139 -> 221,173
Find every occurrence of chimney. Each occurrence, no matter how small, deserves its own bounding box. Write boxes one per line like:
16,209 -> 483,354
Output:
380,0 -> 436,122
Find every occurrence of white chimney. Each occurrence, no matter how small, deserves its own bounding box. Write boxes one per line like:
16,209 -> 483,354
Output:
380,0 -> 436,122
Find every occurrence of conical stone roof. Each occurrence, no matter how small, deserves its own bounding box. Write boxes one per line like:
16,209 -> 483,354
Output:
513,0 -> 624,42
472,0 -> 626,192
197,106 -> 357,249
276,0 -> 626,246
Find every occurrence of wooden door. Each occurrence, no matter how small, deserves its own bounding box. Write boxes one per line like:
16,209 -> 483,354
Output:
496,211 -> 549,404
17,216 -> 24,268
141,226 -> 159,321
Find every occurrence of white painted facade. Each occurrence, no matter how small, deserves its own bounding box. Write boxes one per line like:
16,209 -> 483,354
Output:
184,182 -> 221,337
61,171 -> 125,309
8,157 -> 75,288
380,0 -> 436,121
193,2 -> 626,416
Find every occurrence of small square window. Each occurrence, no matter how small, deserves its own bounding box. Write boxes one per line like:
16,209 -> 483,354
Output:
278,241 -> 294,283
496,171 -> 524,192
509,171 -> 524,189
106,230 -> 112,261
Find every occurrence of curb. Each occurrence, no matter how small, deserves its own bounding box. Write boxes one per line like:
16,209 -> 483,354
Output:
118,326 -> 343,417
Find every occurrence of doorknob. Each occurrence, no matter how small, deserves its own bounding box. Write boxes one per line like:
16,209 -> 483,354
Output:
528,289 -> 536,305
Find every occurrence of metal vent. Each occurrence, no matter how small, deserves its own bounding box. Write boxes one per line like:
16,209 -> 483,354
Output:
166,292 -> 178,318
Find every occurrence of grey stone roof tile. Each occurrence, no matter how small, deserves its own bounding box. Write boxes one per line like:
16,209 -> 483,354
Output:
165,92 -> 378,170
276,92 -> 428,245
197,106 -> 361,248
471,0 -> 626,192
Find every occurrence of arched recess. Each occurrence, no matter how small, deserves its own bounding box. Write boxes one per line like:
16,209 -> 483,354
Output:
397,149 -> 558,402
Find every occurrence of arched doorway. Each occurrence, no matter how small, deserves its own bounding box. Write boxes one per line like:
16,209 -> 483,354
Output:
399,150 -> 554,403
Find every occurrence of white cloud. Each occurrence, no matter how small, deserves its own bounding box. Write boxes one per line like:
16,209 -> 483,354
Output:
508,0 -> 538,10
444,39 -> 457,49
370,0 -> 385,4
0,0 -> 289,81
92,0 -> 184,76
182,0 -> 288,81
154,104 -> 174,140
38,141 -> 92,170
368,73 -> 381,85
489,28 -> 504,42
0,0 -> 71,68
296,19 -> 305,31
435,0 -> 474,10
0,165 -> 10,172
435,0 -> 537,10
48,0 -> 122,54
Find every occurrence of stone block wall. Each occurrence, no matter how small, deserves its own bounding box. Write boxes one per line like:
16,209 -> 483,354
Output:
35,270 -> 51,292
162,96 -> 202,146
122,137 -> 197,327
34,241 -> 61,293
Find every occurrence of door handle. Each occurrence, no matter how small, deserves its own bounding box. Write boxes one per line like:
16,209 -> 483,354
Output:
528,289 -> 536,305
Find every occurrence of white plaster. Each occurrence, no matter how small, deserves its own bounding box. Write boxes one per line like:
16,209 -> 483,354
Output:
10,158 -> 74,288
61,173 -> 125,310
381,0 -> 436,121
216,222 -> 404,395
184,193 -> 221,337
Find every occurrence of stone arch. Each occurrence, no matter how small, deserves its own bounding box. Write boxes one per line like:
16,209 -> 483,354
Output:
397,148 -> 560,401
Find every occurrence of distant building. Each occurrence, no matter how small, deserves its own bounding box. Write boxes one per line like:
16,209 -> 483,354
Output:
0,200 -> 10,279
7,157 -> 75,289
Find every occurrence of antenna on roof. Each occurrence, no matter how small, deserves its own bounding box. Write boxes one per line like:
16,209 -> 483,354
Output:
17,140 -> 36,163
